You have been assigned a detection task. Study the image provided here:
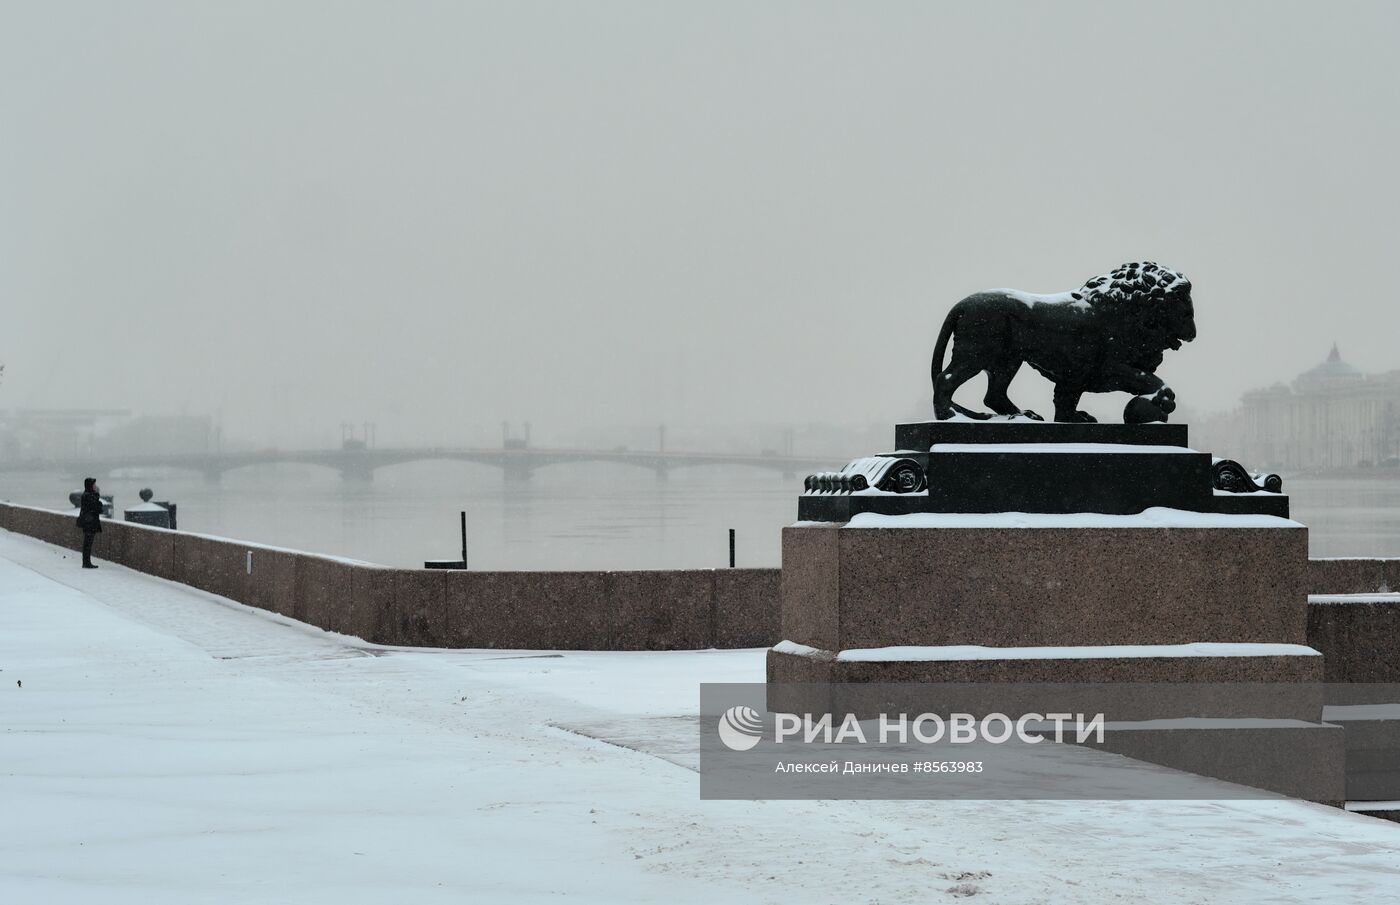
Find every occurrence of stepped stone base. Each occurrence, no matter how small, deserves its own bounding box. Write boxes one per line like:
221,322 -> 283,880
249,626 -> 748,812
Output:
776,421 -> 1325,801
767,645 -> 1323,685
767,645 -> 1339,803
766,645 -> 1325,720
1088,721 -> 1344,805
1322,700 -> 1400,801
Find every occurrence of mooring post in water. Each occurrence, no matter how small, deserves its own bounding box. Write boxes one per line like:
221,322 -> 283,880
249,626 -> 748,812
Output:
729,528 -> 735,568
460,510 -> 468,569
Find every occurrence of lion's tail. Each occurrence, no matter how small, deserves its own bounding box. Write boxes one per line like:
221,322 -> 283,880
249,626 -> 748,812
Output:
930,306 -> 958,390
930,305 -> 991,420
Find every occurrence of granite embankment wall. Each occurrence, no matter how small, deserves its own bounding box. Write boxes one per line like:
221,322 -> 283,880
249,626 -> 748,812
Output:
7,500 -> 1399,661
0,502 -> 779,650
1308,558 -> 1400,596
1307,559 -> 1400,683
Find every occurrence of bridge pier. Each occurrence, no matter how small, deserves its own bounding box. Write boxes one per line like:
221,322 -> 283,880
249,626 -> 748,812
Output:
339,464 -> 375,483
201,469 -> 223,484
502,462 -> 533,483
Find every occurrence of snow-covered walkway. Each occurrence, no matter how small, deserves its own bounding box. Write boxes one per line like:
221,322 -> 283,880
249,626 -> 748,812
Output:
1,529 -> 1398,904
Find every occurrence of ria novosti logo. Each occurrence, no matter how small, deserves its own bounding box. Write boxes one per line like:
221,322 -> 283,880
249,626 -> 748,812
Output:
716,705 -> 765,751
715,707 -> 1107,751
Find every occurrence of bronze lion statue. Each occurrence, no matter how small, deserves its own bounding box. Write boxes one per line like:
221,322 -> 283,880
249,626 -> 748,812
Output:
930,262 -> 1196,423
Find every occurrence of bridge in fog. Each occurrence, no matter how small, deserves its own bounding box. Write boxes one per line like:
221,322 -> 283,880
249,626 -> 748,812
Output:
2,445 -> 841,483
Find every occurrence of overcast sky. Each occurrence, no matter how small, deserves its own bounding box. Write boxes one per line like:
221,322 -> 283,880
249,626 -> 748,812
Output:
3,1 -> 1398,447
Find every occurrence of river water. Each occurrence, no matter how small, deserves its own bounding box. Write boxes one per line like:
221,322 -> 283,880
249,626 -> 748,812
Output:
4,465 -> 1399,569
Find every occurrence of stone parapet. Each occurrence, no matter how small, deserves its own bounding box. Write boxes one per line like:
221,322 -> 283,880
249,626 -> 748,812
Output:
0,502 -> 780,650
1308,595 -> 1400,683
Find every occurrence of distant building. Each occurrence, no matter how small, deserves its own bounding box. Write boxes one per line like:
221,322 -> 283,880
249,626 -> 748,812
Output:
99,414 -> 215,458
0,410 -> 215,463
1229,345 -> 1400,471
0,409 -> 131,461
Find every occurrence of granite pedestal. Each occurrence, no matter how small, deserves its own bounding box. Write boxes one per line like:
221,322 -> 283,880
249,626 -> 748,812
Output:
771,421 -> 1336,801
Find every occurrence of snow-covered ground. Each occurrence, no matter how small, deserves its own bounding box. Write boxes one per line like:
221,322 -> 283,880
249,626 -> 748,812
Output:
2,530 -> 1398,904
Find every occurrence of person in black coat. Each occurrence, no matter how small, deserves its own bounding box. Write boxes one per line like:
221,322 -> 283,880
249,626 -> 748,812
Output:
76,477 -> 103,569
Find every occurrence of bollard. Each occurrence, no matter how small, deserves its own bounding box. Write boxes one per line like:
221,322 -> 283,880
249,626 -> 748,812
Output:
124,488 -> 170,529
729,528 -> 735,568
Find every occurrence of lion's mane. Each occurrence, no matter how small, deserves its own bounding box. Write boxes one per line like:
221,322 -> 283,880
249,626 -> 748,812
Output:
1068,261 -> 1191,309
